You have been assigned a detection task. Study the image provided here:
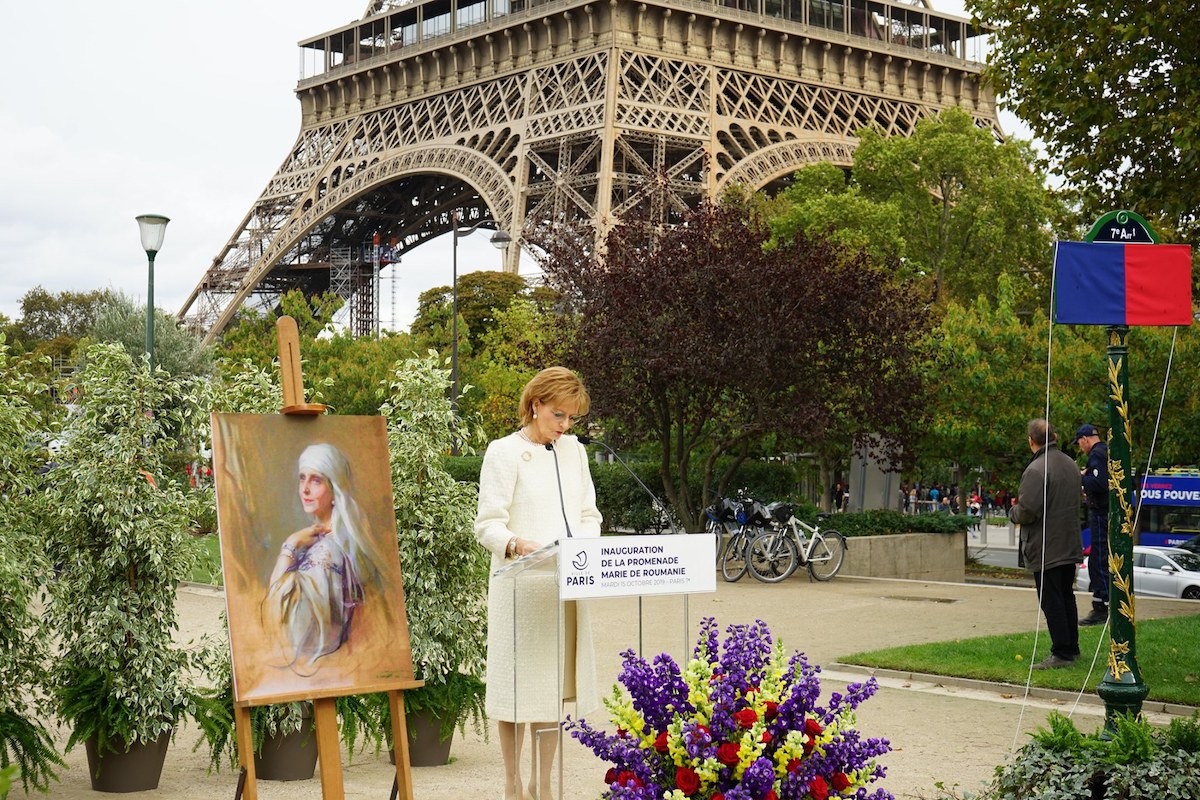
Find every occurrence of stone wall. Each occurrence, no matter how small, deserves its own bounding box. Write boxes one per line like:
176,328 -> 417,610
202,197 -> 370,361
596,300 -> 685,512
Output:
838,531 -> 965,582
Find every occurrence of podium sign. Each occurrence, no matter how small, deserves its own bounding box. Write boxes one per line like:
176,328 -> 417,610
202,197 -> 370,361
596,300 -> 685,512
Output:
558,534 -> 716,600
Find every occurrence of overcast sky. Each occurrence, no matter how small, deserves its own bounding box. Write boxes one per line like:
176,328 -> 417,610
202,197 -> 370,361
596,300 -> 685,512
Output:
1,0 -> 991,332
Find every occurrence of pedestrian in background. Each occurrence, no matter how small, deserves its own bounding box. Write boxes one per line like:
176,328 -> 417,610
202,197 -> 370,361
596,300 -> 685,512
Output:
1074,424 -> 1109,626
1010,419 -> 1084,670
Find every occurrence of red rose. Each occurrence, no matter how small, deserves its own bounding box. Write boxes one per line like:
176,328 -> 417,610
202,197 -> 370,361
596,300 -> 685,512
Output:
745,684 -> 760,694
617,770 -> 643,788
713,795 -> 725,800
831,772 -> 851,792
617,727 -> 628,738
734,708 -> 759,728
786,758 -> 801,773
675,766 -> 700,796
604,768 -> 617,784
764,701 -> 779,721
802,736 -> 815,755
808,775 -> 829,800
765,791 -> 778,800
761,731 -> 772,744
717,742 -> 742,765
804,718 -> 824,737
654,730 -> 670,753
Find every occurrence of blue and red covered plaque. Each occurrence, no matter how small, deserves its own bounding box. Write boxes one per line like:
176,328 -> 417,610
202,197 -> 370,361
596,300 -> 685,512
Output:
1054,241 -> 1193,326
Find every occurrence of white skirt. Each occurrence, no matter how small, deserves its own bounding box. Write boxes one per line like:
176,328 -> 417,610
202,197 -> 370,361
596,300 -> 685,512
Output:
484,569 -> 597,722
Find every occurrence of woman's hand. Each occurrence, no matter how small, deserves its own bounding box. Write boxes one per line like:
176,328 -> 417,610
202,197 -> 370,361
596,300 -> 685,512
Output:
287,523 -> 330,550
509,537 -> 539,558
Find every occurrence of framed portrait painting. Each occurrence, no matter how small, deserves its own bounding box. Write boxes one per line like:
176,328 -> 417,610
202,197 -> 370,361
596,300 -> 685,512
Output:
211,413 -> 415,704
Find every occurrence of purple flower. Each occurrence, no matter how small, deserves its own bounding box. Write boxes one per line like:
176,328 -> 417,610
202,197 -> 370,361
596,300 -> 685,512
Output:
565,619 -> 893,800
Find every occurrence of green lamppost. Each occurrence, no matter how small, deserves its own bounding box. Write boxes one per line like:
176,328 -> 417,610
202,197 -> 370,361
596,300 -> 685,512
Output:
449,211 -> 511,454
135,214 -> 170,372
1082,211 -> 1157,731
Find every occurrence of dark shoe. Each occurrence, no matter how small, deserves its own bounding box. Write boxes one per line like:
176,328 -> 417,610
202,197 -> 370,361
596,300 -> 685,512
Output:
1031,654 -> 1075,670
1079,608 -> 1108,626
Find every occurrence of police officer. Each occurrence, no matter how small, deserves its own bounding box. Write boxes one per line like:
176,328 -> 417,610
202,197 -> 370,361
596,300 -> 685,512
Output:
1074,424 -> 1109,626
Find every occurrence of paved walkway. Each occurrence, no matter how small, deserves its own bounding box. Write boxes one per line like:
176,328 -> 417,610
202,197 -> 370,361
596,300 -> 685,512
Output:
35,574 -> 1197,799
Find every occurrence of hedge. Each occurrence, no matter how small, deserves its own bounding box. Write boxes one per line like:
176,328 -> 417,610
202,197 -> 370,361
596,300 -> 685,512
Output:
444,454 -> 801,533
817,509 -> 972,538
444,456 -> 973,537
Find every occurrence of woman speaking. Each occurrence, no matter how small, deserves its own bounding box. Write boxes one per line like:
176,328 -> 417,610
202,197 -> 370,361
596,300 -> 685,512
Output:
475,367 -> 601,800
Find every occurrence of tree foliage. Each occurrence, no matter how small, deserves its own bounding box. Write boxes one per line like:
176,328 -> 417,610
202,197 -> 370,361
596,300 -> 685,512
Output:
6,286 -> 116,349
217,290 -> 343,370
410,270 -> 530,349
544,203 -> 931,529
379,354 -> 488,735
86,293 -> 213,377
471,295 -> 575,441
852,108 -> 1060,309
41,343 -> 208,753
0,338 -> 63,793
971,0 -> 1200,240
925,277 -> 1200,489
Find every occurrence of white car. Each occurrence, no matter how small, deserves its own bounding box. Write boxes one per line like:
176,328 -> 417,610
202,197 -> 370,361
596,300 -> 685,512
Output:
1077,546 -> 1200,600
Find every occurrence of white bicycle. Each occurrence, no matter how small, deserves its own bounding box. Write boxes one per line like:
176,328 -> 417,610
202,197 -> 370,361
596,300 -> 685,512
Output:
746,505 -> 846,583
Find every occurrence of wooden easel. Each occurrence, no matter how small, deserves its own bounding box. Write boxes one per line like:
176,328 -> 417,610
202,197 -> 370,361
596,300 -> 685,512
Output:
233,316 -> 423,800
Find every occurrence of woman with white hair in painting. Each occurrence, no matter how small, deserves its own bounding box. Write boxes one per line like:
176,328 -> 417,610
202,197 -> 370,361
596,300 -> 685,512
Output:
264,442 -> 383,675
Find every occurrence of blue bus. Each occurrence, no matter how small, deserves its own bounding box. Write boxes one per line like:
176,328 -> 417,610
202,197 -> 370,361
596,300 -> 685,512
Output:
1133,469 -> 1200,547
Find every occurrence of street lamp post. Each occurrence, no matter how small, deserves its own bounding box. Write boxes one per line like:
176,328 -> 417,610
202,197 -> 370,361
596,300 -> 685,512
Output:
135,214 -> 170,372
450,211 -> 512,454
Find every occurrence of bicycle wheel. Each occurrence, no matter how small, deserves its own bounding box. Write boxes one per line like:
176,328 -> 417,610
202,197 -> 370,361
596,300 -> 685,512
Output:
747,531 -> 799,583
806,531 -> 846,581
720,530 -> 749,582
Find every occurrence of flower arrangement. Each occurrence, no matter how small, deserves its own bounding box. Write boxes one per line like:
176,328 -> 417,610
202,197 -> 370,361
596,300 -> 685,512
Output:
565,618 -> 892,800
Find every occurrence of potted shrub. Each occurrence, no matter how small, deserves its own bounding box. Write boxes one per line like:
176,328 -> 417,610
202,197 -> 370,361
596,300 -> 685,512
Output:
192,632 -> 319,781
41,344 -> 208,792
193,628 -> 383,779
375,354 -> 489,764
0,340 -> 64,794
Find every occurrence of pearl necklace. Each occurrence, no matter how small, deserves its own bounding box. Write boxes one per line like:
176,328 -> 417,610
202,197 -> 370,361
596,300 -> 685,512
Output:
517,426 -> 546,446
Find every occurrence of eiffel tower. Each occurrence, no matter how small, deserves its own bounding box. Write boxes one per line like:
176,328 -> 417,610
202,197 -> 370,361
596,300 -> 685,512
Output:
180,0 -> 996,341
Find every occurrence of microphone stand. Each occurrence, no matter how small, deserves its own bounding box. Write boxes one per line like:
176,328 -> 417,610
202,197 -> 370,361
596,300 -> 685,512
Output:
577,436 -> 679,534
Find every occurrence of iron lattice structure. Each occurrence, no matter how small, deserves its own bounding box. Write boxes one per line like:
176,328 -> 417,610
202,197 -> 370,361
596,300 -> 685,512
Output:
180,0 -> 997,341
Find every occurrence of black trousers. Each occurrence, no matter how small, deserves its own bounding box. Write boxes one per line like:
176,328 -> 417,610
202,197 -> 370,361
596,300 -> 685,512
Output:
1033,564 -> 1080,660
1088,508 -> 1110,608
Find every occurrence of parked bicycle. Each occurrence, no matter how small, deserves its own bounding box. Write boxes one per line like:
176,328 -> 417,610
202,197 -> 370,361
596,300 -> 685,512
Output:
704,497 -> 741,567
746,504 -> 846,583
716,497 -> 774,582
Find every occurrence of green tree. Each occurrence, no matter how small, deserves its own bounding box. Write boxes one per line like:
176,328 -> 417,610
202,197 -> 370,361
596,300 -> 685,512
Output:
86,293 -> 213,377
304,331 -> 419,416
972,0 -> 1200,239
410,271 -> 529,348
472,296 -> 575,441
0,338 -> 63,793
764,163 -> 910,274
850,108 -> 1060,309
218,290 -> 343,370
923,275 -> 1099,492
8,286 -> 116,348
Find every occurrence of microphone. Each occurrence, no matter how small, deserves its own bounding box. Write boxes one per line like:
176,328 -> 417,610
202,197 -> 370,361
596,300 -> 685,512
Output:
546,441 -> 573,538
576,435 -> 679,534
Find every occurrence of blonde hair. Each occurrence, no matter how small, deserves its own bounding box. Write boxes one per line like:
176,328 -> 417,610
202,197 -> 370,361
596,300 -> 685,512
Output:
518,367 -> 591,426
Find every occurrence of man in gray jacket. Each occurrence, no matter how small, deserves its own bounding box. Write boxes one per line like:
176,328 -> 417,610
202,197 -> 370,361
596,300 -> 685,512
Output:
1010,419 -> 1084,669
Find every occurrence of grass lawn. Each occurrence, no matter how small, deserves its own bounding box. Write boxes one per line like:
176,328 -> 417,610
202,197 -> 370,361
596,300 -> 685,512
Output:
842,615 -> 1200,707
188,533 -> 223,586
